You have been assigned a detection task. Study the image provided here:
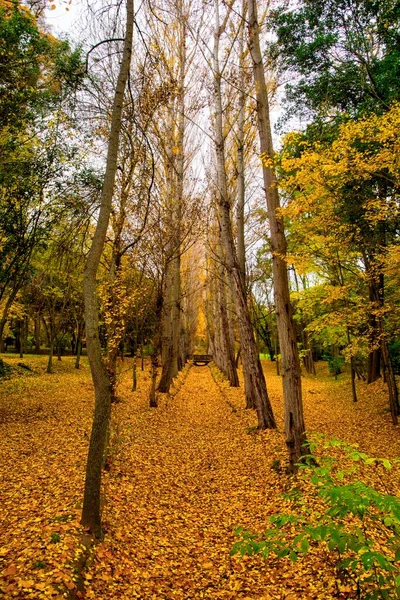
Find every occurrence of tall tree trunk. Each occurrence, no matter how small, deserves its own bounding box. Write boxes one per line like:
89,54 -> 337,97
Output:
158,20 -> 186,391
235,2 -> 255,408
150,293 -> 163,407
19,319 -> 24,359
212,0 -> 275,428
81,0 -> 134,539
367,279 -> 382,383
132,355 -> 137,391
0,319 -> 6,353
158,260 -> 175,393
364,254 -> 398,423
248,0 -> 305,463
236,0 -> 246,284
218,253 -> 239,386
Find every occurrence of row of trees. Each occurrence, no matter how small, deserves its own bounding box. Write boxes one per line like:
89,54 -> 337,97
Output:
1,0 -> 399,538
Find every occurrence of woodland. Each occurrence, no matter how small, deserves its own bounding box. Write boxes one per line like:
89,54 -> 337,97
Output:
0,0 -> 400,598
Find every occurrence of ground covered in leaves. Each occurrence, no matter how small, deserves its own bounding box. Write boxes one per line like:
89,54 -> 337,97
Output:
0,355 -> 399,599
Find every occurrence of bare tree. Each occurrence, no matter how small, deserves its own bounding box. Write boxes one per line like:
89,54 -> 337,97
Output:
211,0 -> 276,429
81,0 -> 134,538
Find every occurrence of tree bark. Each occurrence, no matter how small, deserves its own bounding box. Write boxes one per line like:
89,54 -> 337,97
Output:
248,0 -> 305,463
212,0 -> 275,429
75,321 -> 83,369
47,336 -> 54,374
81,0 -> 134,539
158,22 -> 186,392
132,355 -> 137,391
218,254 -> 239,386
364,254 -> 398,423
34,313 -> 41,353
235,3 -> 255,409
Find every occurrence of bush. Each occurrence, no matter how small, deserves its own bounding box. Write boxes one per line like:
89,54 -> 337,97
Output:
389,341 -> 400,375
0,359 -> 11,378
232,436 -> 400,599
324,355 -> 345,377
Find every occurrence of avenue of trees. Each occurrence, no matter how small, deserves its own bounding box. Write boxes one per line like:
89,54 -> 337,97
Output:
1,0 -> 399,537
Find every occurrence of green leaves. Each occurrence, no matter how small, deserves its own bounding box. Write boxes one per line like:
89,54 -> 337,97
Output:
233,436 -> 400,597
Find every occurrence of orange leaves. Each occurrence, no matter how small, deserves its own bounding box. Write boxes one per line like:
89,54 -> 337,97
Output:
1,355 -> 399,598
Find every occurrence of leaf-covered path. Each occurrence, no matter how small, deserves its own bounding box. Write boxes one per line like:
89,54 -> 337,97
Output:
89,365 -> 337,600
1,357 -> 399,599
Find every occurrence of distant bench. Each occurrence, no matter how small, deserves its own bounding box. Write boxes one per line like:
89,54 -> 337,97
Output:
192,354 -> 212,366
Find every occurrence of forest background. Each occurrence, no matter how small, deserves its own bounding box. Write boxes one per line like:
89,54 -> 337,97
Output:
1,0 -> 400,597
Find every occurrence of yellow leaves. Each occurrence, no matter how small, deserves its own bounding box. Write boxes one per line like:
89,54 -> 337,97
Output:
1,355 -> 400,599
260,151 -> 274,168
18,579 -> 36,588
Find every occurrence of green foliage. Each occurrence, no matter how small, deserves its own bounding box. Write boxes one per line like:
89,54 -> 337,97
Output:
389,341 -> 400,375
324,355 -> 345,377
269,0 -> 400,123
0,1 -> 84,132
50,533 -> 61,544
0,358 -> 11,378
232,436 -> 400,598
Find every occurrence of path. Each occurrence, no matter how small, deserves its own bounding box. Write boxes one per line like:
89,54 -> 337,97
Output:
88,365 -> 336,599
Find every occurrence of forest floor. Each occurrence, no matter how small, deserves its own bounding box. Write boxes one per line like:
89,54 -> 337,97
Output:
0,355 -> 399,599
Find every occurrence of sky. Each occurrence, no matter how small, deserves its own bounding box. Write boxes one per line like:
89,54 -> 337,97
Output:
44,0 -> 81,39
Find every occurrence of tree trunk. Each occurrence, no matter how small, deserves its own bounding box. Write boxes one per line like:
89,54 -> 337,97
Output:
158,23 -> 186,391
381,335 -> 399,424
158,260 -> 175,393
19,319 -> 24,358
47,337 -> 54,374
75,321 -> 83,369
212,0 -> 275,428
368,348 -> 381,383
75,337 -> 82,369
81,0 -> 134,539
236,0 -> 246,284
367,278 -> 382,383
132,355 -> 137,391
235,0 -> 255,410
150,292 -> 163,406
149,355 -> 158,407
34,313 -> 41,353
218,257 -> 239,386
364,255 -> 398,423
248,0 -> 305,461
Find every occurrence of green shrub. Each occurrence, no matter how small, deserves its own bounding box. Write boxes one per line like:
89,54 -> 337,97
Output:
324,355 -> 345,377
389,341 -> 400,375
232,436 -> 400,599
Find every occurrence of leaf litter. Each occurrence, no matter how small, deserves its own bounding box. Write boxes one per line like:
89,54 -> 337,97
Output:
0,355 -> 399,598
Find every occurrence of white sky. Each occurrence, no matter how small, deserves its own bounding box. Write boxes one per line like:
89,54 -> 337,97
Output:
44,1 -> 81,38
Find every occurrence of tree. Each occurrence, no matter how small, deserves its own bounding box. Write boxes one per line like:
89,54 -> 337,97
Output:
269,0 -> 400,124
279,105 -> 400,423
0,0 -> 84,351
81,0 -> 134,538
211,0 -> 276,430
248,0 -> 306,467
